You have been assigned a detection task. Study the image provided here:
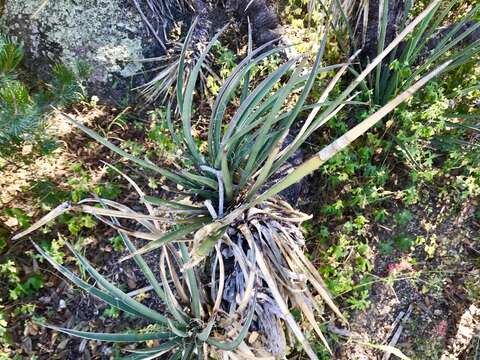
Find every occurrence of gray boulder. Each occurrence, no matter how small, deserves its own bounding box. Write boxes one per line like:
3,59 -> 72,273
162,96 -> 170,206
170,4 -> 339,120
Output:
1,0 -> 158,102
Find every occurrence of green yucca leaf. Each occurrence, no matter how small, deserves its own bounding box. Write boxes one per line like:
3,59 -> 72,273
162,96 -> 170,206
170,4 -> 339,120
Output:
408,0 -> 456,60
180,170 -> 219,190
39,324 -> 175,343
374,0 -> 389,104
179,243 -> 201,319
196,318 -> 216,342
160,250 -> 190,325
63,241 -> 171,325
180,24 -> 228,167
253,59 -> 453,205
125,339 -> 183,354
119,353 -> 156,360
63,114 -> 220,200
281,30 -> 329,131
168,349 -> 183,360
239,58 -> 305,187
180,342 -> 195,360
176,17 -> 197,111
142,195 -> 206,211
120,220 -> 208,261
208,40 -> 288,163
372,0 -> 480,104
270,0 -> 444,175
167,318 -> 189,338
32,242 -> 149,320
221,57 -> 297,150
220,150 -> 233,202
241,32 -> 329,191
62,113 -> 193,188
240,20 -> 253,103
118,230 -> 168,303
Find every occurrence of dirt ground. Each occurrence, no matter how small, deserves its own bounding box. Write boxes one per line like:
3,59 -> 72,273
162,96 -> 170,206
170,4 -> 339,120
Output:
333,197 -> 480,359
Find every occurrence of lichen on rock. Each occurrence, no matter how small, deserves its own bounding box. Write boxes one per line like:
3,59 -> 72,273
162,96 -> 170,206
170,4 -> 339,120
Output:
2,0 -> 154,100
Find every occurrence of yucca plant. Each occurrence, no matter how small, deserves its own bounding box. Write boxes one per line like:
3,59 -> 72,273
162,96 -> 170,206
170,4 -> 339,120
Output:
136,37 -> 216,103
14,1 -> 476,358
355,0 -> 480,106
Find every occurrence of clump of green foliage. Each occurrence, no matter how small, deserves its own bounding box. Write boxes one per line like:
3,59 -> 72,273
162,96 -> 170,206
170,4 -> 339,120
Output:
0,36 -> 89,157
359,1 -> 480,106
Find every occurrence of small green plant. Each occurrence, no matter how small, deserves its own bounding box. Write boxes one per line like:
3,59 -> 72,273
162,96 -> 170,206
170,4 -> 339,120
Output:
109,235 -> 125,252
206,43 -> 237,96
102,306 -> 120,319
394,209 -> 413,226
394,234 -> 415,252
3,208 -> 31,229
0,35 -> 89,156
148,108 -> 176,154
39,237 -> 66,265
0,260 -> 43,301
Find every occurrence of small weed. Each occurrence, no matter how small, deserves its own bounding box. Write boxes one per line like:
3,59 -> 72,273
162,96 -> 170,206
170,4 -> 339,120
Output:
3,208 -> 31,229
110,235 -> 125,252
394,234 -> 415,252
148,108 -> 175,154
394,210 -> 413,226
379,241 -> 394,255
102,306 -> 120,319
0,260 -> 43,300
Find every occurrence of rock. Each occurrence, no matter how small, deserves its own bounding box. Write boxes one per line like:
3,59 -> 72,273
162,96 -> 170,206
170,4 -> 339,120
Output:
1,0 -> 160,102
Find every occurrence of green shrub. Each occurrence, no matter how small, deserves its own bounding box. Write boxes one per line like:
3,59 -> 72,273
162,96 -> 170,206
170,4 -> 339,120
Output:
0,36 -> 89,156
